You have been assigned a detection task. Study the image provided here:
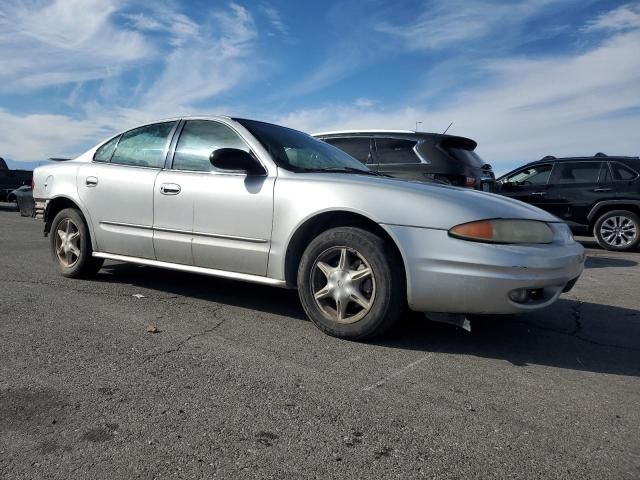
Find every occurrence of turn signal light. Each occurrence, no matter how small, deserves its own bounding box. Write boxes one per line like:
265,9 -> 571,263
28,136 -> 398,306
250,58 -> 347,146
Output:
449,219 -> 554,244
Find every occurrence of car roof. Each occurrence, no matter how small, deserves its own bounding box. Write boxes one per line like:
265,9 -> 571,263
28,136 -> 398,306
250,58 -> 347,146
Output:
312,130 -> 478,148
525,154 -> 640,166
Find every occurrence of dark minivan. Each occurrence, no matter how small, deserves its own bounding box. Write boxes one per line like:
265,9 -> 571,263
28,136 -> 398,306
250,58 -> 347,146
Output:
313,130 -> 495,191
497,153 -> 640,251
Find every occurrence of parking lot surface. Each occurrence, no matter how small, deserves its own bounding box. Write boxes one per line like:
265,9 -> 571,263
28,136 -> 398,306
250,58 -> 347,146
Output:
1,209 -> 639,479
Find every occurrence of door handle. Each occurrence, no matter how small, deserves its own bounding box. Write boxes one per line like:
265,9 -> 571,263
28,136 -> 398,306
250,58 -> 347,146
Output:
86,176 -> 98,187
531,191 -> 546,196
593,187 -> 612,192
160,183 -> 181,195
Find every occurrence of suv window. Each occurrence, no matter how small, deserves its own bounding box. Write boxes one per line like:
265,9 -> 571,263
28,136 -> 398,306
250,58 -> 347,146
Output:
503,164 -> 552,185
323,138 -> 371,164
94,135 -> 120,162
173,120 -> 249,172
609,162 -> 638,181
111,121 -> 177,168
554,162 -> 602,184
374,138 -> 420,164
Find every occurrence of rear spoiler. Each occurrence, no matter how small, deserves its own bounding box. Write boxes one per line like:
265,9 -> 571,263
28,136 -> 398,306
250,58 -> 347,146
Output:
439,136 -> 477,150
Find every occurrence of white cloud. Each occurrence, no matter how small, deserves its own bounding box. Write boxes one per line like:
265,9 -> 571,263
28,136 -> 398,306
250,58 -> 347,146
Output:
0,109 -> 107,161
0,0 -> 153,90
584,3 -> 640,32
262,6 -> 287,36
376,0 -> 564,50
139,3 -> 257,109
354,98 -> 375,108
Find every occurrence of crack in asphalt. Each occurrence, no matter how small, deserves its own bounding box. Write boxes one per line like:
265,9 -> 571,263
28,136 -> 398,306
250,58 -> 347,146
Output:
530,299 -> 640,353
144,310 -> 227,362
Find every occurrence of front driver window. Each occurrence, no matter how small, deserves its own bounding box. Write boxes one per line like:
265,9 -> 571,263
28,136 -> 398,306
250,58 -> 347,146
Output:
173,120 -> 249,172
504,164 -> 552,185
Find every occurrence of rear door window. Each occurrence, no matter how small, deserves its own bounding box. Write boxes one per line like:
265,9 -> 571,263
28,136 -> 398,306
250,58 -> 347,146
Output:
93,135 -> 120,162
553,162 -> 603,184
111,121 -> 177,168
374,138 -> 419,164
323,137 -> 372,164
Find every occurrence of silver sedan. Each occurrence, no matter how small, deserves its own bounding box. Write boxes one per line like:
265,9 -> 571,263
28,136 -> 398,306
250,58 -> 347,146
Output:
32,116 -> 584,339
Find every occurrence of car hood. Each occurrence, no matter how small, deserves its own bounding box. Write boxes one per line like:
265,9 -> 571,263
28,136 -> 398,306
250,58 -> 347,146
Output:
278,172 -> 559,229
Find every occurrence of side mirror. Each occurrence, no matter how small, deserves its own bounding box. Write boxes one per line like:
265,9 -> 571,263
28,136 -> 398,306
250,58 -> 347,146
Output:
209,148 -> 266,175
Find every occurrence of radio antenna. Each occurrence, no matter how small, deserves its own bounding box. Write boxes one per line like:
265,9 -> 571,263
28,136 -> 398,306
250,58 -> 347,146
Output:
442,121 -> 453,135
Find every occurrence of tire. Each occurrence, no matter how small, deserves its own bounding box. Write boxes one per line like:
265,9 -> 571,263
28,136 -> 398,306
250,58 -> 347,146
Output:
50,208 -> 104,278
297,227 -> 405,340
593,210 -> 640,252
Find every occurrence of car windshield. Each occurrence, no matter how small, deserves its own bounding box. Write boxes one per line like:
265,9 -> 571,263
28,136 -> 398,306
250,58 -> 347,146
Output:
235,119 -> 371,173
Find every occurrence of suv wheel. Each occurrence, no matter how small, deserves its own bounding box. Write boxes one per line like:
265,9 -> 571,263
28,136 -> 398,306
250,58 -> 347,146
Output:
50,208 -> 104,277
594,210 -> 640,251
297,227 -> 405,340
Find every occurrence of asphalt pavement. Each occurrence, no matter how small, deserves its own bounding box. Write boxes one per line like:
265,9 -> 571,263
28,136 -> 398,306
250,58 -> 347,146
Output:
1,209 -> 639,479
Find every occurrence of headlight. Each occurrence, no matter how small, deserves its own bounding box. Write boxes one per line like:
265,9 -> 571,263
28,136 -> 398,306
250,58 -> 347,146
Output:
449,219 -> 554,244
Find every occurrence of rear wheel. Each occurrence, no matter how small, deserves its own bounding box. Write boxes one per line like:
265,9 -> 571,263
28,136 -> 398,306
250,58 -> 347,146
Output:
50,208 -> 104,277
297,227 -> 405,340
594,210 -> 640,251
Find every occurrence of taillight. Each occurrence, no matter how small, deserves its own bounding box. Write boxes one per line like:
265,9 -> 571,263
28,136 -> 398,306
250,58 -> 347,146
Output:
465,176 -> 477,187
32,178 -> 35,190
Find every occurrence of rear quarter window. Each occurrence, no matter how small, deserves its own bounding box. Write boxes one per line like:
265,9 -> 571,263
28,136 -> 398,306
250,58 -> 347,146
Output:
374,138 -> 419,164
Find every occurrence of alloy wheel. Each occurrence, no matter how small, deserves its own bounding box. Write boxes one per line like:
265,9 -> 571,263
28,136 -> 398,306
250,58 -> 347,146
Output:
54,218 -> 82,267
310,246 -> 376,324
599,215 -> 638,248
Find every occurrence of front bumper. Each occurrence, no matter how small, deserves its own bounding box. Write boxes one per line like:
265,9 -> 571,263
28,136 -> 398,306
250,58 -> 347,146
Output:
386,224 -> 585,314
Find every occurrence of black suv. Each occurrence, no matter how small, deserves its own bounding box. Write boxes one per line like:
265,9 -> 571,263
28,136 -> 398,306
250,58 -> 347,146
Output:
497,154 -> 640,251
313,131 -> 495,190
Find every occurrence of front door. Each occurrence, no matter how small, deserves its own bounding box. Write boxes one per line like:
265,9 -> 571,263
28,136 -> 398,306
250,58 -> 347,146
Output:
77,121 -> 177,259
496,163 -> 554,210
155,119 -> 274,275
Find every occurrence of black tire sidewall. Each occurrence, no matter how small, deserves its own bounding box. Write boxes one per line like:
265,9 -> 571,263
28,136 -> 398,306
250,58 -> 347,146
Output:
50,208 -> 95,277
297,227 -> 404,340
594,210 -> 640,251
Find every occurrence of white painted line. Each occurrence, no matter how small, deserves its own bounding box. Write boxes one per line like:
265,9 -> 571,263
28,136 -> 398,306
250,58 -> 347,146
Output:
363,353 -> 434,391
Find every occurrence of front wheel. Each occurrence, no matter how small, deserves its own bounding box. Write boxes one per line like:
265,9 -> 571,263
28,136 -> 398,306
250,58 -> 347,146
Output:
297,227 -> 405,340
50,208 -> 104,277
594,210 -> 640,251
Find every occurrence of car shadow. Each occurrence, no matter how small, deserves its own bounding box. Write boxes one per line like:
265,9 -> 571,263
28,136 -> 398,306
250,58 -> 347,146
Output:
584,256 -> 638,268
95,262 -> 307,320
94,263 -> 639,378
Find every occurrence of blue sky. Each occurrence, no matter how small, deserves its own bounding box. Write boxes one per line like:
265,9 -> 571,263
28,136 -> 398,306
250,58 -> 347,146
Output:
1,0 -> 639,173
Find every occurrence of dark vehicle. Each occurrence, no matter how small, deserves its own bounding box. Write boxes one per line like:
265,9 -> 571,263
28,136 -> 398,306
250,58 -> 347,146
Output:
497,153 -> 640,251
0,157 -> 32,201
11,185 -> 35,217
313,130 -> 495,190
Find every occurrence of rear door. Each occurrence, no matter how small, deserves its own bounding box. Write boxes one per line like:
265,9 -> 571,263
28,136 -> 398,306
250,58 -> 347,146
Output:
372,137 -> 424,180
77,121 -> 177,258
544,161 -> 605,224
